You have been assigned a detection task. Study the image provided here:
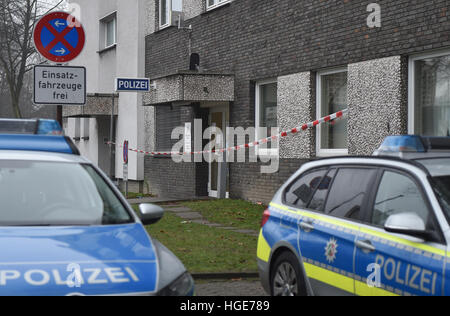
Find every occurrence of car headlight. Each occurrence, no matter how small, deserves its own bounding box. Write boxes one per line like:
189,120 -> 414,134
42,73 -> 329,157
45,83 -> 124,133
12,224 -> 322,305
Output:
158,272 -> 195,296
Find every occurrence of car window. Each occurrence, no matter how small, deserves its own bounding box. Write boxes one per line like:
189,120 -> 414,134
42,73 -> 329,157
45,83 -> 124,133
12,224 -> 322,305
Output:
308,169 -> 336,211
324,168 -> 377,220
431,176 -> 450,225
372,171 -> 430,227
284,168 -> 328,209
0,160 -> 133,226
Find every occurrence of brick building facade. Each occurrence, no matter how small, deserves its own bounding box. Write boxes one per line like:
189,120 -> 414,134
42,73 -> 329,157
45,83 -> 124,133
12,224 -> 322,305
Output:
143,0 -> 450,203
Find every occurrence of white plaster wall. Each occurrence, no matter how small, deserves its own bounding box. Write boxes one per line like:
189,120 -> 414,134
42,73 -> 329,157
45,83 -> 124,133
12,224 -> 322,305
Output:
77,118 -> 99,165
113,0 -> 148,181
69,0 -> 100,93
67,0 -> 153,182
67,0 -> 102,166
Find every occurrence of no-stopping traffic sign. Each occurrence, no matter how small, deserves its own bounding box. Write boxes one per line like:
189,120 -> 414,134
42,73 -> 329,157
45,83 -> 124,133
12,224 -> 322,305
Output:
123,140 -> 129,165
33,11 -> 85,64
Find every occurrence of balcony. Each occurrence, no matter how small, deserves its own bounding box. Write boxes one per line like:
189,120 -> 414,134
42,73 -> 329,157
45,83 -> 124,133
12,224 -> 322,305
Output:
63,93 -> 119,118
143,71 -> 234,106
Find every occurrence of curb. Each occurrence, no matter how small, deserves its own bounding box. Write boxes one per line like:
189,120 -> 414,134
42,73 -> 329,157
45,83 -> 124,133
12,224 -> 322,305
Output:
192,272 -> 260,280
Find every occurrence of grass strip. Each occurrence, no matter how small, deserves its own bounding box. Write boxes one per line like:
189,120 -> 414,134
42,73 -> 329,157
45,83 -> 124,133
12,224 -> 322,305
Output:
181,199 -> 266,232
136,207 -> 258,273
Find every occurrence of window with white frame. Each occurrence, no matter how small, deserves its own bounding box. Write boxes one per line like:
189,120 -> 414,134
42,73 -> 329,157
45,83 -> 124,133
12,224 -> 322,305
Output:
410,51 -> 450,136
100,13 -> 117,50
159,0 -> 182,29
316,69 -> 348,156
207,0 -> 230,11
256,80 -> 278,155
105,18 -> 116,47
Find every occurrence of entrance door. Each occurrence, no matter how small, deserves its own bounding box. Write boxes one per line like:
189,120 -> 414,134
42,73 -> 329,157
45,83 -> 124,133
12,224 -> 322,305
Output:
208,106 -> 229,198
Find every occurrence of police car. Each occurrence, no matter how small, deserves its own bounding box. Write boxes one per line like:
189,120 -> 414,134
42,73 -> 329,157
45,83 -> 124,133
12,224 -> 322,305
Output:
258,135 -> 450,296
0,119 -> 194,296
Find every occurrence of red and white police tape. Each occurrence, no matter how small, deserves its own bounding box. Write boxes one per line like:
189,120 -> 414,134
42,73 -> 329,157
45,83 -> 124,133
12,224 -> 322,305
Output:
107,108 -> 348,157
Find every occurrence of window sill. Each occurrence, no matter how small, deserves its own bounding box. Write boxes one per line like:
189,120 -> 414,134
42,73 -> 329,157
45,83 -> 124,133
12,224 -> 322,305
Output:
257,149 -> 279,158
157,24 -> 172,32
97,44 -> 117,55
316,149 -> 349,158
203,1 -> 231,14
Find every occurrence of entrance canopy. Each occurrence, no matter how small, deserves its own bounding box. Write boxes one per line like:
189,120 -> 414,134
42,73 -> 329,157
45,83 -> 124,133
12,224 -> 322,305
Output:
142,71 -> 234,106
62,93 -> 119,118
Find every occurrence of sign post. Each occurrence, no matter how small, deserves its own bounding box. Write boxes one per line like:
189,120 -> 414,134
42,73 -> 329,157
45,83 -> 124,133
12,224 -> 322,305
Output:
123,140 -> 129,198
114,78 -> 150,190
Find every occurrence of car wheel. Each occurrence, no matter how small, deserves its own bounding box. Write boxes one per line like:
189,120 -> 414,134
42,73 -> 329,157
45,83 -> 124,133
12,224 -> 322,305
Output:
270,251 -> 306,296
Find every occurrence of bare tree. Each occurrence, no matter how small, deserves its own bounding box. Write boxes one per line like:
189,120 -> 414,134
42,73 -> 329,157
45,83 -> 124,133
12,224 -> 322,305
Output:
0,0 -> 64,118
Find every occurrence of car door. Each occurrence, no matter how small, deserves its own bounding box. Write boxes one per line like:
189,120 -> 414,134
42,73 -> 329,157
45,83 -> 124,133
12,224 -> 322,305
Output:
354,169 -> 446,296
282,167 -> 330,252
297,167 -> 378,296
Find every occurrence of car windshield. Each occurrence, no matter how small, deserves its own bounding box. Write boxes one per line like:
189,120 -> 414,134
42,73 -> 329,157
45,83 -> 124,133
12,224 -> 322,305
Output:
0,160 -> 133,226
417,158 -> 450,223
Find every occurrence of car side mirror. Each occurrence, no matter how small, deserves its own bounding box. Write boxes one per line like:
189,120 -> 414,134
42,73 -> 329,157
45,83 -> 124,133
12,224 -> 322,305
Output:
138,204 -> 164,226
384,213 -> 431,241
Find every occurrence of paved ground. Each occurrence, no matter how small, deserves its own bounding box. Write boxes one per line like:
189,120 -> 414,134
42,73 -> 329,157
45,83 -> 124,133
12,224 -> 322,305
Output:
127,196 -> 210,205
195,279 -> 268,297
158,204 -> 260,237
129,198 -> 259,236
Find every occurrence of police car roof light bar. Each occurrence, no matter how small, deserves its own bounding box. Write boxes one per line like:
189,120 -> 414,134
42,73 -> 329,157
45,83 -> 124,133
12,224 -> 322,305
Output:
377,135 -> 427,154
374,135 -> 450,158
0,119 -> 37,135
36,119 -> 63,136
422,136 -> 450,151
0,119 -> 63,136
0,135 -> 79,155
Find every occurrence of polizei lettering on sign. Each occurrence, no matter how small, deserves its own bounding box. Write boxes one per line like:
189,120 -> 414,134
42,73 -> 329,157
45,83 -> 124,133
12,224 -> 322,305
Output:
115,78 -> 150,92
34,65 -> 86,105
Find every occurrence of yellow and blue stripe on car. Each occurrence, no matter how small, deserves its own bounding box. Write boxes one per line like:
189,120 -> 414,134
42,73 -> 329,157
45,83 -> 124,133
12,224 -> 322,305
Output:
258,202 -> 448,296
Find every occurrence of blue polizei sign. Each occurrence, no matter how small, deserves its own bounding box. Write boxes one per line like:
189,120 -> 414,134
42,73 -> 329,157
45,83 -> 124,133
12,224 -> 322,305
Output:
115,78 -> 150,92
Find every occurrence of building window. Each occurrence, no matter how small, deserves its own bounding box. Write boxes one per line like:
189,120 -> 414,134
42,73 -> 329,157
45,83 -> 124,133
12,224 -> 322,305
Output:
255,80 -> 278,156
159,0 -> 182,29
105,18 -> 116,47
316,69 -> 348,156
159,0 -> 170,28
207,0 -> 230,11
410,51 -> 450,136
100,12 -> 117,50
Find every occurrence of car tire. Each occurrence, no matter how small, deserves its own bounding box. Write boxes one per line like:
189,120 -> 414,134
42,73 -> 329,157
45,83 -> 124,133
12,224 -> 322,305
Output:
270,251 -> 307,296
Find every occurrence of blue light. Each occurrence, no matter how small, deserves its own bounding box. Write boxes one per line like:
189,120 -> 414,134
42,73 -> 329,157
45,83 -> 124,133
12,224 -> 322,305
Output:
378,136 -> 426,153
0,135 -> 76,154
37,120 -> 63,135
